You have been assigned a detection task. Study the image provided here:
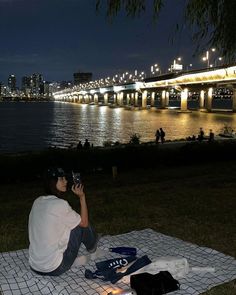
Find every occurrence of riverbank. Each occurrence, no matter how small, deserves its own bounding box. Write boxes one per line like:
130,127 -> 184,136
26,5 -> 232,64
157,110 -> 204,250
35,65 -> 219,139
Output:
1,138 -> 236,184
1,100 -> 236,153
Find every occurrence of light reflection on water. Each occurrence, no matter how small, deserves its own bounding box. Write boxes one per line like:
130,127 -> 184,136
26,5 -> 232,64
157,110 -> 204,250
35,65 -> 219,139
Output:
0,101 -> 236,152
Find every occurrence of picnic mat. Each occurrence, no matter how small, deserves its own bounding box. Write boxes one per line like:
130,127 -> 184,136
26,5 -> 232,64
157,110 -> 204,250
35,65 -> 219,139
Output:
0,228 -> 236,295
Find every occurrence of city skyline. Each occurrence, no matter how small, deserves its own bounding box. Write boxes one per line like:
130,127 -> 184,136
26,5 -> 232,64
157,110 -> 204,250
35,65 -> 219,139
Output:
0,0 -> 210,84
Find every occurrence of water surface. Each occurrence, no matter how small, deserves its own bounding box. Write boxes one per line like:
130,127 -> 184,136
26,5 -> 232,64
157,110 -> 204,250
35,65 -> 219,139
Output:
0,101 -> 235,153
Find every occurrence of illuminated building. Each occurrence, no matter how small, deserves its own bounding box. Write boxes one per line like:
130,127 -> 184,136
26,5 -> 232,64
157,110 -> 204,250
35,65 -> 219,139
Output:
8,74 -> 16,92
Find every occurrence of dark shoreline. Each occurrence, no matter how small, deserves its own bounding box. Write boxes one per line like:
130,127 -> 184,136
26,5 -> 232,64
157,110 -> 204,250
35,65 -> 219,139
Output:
1,139 -> 236,184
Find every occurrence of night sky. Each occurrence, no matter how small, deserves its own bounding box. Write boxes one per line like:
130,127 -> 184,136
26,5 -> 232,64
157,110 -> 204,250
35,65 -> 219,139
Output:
0,0 -> 200,85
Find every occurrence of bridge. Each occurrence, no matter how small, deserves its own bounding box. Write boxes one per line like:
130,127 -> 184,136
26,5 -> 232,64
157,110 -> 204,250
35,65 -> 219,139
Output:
53,64 -> 236,112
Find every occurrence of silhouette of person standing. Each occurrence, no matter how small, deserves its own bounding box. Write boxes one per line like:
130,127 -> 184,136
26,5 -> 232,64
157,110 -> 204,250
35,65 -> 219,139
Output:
84,139 -> 90,149
155,129 -> 160,144
198,127 -> 204,142
208,129 -> 214,142
160,128 -> 165,144
77,141 -> 83,150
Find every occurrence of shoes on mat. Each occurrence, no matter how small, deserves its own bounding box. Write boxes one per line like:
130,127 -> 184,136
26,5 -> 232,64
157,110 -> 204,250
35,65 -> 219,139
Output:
88,233 -> 103,254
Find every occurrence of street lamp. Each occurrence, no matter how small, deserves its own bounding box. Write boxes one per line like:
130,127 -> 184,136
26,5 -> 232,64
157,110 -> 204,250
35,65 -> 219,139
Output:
215,57 -> 223,66
139,72 -> 145,80
151,63 -> 161,76
186,63 -> 193,71
202,48 -> 216,68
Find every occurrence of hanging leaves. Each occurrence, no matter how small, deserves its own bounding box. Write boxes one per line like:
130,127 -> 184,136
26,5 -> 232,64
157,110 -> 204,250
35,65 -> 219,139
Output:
96,0 -> 163,19
185,0 -> 236,62
96,0 -> 236,62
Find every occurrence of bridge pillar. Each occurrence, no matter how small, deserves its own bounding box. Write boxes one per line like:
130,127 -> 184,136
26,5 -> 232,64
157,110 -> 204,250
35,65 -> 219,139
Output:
180,88 -> 188,111
161,90 -> 169,108
118,92 -> 124,106
142,90 -> 147,108
199,90 -> 205,109
94,94 -> 99,104
165,91 -> 169,107
161,90 -> 165,108
130,93 -> 134,105
113,93 -> 117,105
127,93 -> 130,105
104,93 -> 108,105
151,92 -> 155,106
206,87 -> 213,112
134,92 -> 139,106
79,95 -> 83,103
232,88 -> 236,112
85,95 -> 90,104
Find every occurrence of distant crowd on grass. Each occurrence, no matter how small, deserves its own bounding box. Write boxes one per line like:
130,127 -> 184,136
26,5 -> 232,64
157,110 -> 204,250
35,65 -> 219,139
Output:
186,128 -> 215,143
74,125 -> 236,151
75,127 -> 212,150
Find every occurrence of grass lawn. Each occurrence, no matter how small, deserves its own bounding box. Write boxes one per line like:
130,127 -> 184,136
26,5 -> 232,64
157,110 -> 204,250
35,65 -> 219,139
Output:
0,159 -> 236,294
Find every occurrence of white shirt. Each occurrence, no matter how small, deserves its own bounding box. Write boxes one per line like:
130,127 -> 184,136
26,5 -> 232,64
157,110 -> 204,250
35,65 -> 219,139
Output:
28,195 -> 81,272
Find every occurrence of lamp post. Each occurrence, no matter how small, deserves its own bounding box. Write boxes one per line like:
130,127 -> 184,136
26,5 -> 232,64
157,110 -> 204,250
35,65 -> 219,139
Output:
139,71 -> 145,80
151,64 -> 161,76
215,57 -> 223,67
186,63 -> 193,71
202,48 -> 216,68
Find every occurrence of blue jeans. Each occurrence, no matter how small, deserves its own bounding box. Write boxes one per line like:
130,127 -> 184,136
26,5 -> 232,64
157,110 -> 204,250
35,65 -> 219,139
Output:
32,225 -> 97,276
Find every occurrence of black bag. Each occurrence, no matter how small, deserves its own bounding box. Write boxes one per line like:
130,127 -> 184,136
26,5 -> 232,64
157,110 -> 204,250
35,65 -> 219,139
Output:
130,271 -> 180,295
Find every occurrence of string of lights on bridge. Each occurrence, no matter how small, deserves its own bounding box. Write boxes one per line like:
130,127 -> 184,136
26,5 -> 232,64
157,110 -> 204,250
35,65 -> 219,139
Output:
56,49 -> 224,95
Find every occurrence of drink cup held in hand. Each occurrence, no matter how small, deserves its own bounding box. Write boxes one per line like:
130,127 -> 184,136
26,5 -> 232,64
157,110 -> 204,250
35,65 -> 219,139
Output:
72,171 -> 81,186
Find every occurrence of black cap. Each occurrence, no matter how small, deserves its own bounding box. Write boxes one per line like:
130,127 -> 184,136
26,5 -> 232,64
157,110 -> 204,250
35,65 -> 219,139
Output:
46,167 -> 66,179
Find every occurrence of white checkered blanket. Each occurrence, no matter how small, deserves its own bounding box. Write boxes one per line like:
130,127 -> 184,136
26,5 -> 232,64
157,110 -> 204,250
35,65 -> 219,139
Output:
0,229 -> 236,295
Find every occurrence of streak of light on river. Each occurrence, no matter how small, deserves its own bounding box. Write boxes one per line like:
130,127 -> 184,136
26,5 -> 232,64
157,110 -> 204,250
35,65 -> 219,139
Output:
0,101 -> 236,153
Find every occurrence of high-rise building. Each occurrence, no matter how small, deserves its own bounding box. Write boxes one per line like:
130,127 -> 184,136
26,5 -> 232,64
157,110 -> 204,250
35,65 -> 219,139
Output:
8,75 -> 16,92
22,76 -> 31,95
73,72 -> 92,85
31,73 -> 43,96
42,81 -> 51,98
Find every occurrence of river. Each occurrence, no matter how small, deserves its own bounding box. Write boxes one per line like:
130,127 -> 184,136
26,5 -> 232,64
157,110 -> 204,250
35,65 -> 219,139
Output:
0,100 -> 236,153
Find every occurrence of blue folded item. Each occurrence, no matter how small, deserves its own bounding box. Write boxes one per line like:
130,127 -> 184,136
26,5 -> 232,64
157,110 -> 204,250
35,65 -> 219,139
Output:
109,247 -> 137,256
85,255 -> 152,284
85,268 -> 117,281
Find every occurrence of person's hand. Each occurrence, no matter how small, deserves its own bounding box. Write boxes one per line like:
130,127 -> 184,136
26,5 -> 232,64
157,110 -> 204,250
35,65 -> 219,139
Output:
72,183 -> 85,199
